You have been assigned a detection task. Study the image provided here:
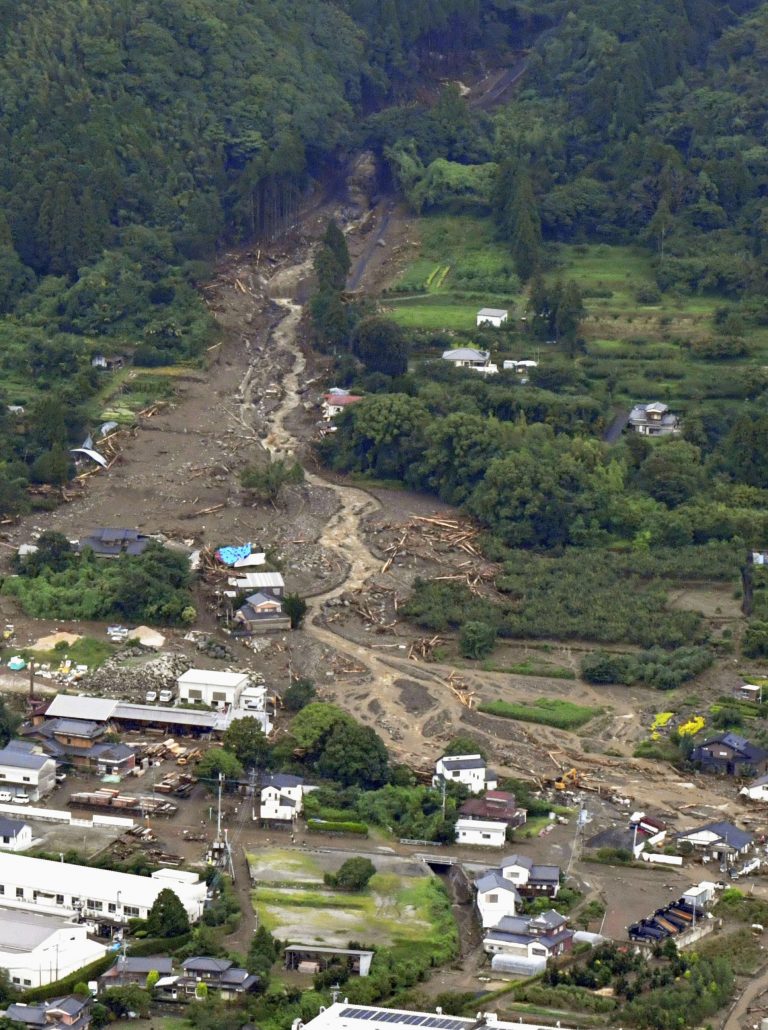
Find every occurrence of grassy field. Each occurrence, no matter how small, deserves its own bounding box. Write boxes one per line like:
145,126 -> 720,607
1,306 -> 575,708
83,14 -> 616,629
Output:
250,856 -> 453,951
478,697 -> 603,729
7,636 -> 115,670
383,214 -> 520,331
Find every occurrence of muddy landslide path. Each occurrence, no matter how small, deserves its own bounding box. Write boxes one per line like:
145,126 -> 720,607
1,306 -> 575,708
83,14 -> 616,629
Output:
255,254 -> 599,770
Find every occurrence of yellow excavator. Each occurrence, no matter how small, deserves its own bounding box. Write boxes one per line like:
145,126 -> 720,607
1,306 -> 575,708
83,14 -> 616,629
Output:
553,768 -> 582,791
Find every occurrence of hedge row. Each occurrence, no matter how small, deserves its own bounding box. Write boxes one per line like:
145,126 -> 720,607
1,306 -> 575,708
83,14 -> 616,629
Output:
22,954 -> 115,1001
306,818 -> 368,835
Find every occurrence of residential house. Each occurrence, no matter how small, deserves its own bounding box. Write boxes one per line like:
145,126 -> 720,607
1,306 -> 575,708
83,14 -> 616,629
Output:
691,733 -> 768,776
741,773 -> 768,802
177,669 -> 250,708
627,401 -> 680,436
232,592 -> 291,635
0,854 -> 206,930
99,956 -> 174,989
734,683 -> 762,702
433,754 -> 497,795
0,909 -> 106,988
77,528 -> 150,559
0,818 -> 32,852
178,957 -> 259,998
455,818 -> 507,848
459,790 -> 527,830
483,910 -> 574,959
227,571 -> 285,597
474,870 -> 521,928
476,308 -> 508,328
259,774 -> 309,825
322,391 -> 364,420
0,741 -> 56,801
441,348 -> 498,375
5,996 -> 91,1030
676,820 -> 753,861
499,854 -> 561,898
35,720 -> 107,769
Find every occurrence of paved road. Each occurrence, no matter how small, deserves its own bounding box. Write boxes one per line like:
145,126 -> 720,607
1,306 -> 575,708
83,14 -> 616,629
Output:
603,408 -> 630,444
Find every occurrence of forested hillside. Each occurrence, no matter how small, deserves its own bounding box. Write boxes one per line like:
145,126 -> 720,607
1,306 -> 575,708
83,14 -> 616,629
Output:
0,0 -> 526,510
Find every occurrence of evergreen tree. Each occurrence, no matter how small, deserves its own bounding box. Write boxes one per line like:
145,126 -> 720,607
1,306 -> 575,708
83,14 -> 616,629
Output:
145,888 -> 190,938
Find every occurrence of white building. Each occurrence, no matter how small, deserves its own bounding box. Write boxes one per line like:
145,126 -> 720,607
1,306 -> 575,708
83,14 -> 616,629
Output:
441,347 -> 497,375
0,854 -> 206,925
0,818 -> 32,852
502,359 -> 538,373
433,754 -> 496,794
259,774 -> 308,823
475,870 -> 521,928
499,854 -> 561,898
177,669 -> 250,707
741,774 -> 768,802
455,818 -> 507,848
0,742 -> 57,801
0,908 -> 106,988
682,882 -> 717,911
477,308 -> 508,328
297,1001 -> 587,1030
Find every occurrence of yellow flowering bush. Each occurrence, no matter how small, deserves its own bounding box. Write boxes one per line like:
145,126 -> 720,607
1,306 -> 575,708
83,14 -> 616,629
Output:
651,712 -> 674,731
678,715 -> 705,736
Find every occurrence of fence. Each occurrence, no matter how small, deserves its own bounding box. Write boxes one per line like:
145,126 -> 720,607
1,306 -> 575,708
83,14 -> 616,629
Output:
0,802 -> 134,830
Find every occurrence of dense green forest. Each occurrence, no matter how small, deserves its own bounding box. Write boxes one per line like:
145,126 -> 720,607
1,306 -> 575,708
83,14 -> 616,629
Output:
311,0 -> 768,664
0,0 -> 528,510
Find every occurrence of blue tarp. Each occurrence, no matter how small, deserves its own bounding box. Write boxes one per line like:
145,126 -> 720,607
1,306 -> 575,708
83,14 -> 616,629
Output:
216,544 -> 252,566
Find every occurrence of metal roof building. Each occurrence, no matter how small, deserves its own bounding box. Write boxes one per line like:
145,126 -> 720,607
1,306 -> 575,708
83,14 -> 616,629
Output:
0,853 -> 206,925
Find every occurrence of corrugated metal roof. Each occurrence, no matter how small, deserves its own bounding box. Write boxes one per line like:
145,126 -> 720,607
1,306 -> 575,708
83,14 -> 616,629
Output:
46,696 -> 117,722
177,669 -> 250,688
113,703 -> 218,728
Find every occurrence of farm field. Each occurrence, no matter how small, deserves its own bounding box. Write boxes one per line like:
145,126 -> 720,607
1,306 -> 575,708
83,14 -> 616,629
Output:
382,214 -> 520,333
381,214 -> 768,418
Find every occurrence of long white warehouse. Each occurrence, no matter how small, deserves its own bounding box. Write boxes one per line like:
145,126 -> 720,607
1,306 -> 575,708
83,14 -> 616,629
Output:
0,853 -> 206,926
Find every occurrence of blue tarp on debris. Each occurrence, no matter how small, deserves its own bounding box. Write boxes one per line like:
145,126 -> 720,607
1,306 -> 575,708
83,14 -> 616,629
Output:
216,544 -> 252,566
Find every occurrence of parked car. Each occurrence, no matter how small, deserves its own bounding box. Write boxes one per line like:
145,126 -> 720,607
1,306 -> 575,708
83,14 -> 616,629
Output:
55,773 -> 67,785
0,791 -> 12,803
12,794 -> 29,804
159,690 -> 174,704
145,690 -> 158,703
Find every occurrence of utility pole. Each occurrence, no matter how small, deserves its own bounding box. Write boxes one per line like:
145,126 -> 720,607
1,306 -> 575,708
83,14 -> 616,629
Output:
216,772 -> 224,840
249,766 -> 257,822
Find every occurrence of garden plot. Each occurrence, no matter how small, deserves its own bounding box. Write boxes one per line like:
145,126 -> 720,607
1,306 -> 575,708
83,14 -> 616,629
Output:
248,847 -> 444,948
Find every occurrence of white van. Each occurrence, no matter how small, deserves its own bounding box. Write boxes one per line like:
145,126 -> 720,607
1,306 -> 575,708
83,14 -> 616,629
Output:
0,791 -> 12,803
12,794 -> 29,805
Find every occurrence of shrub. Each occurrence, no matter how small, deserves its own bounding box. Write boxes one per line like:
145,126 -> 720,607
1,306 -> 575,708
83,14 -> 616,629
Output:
478,698 -> 601,729
307,818 -> 368,835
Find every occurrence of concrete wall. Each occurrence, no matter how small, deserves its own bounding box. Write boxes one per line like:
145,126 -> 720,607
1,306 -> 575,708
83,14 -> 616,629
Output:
0,803 -> 133,830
